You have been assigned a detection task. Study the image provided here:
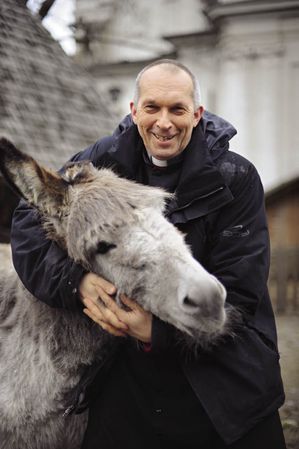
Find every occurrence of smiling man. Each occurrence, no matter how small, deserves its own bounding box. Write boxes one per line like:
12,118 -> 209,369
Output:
11,60 -> 286,449
130,63 -> 203,162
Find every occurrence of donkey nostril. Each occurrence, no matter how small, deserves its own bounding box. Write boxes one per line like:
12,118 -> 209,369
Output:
183,296 -> 198,308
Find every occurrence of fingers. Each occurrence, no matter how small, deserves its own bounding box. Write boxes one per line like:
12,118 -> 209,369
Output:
100,292 -> 125,313
99,293 -> 140,315
79,272 -> 116,301
80,274 -> 151,342
93,275 -> 116,296
82,296 -> 128,334
93,287 -> 130,326
104,294 -> 153,343
83,307 -> 127,337
98,294 -> 135,323
119,294 -> 142,311
80,272 -> 129,338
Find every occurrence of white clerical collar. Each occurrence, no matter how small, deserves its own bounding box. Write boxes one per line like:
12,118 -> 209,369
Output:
150,155 -> 168,167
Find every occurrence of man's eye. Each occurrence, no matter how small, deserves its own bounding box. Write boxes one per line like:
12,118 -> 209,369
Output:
172,107 -> 185,115
96,241 -> 117,254
144,105 -> 157,112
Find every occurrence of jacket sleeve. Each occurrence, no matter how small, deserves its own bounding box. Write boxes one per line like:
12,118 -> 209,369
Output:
11,201 -> 87,310
10,137 -> 113,310
205,162 -> 270,318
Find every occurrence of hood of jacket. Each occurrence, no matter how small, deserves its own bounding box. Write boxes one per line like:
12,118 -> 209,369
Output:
200,111 -> 237,158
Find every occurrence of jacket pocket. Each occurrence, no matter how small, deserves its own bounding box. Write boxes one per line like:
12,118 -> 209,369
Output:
245,323 -> 279,359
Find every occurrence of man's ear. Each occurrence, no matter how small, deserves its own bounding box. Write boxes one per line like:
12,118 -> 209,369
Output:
130,101 -> 138,124
193,106 -> 204,127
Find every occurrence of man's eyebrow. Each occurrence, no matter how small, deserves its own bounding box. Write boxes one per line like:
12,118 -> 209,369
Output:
142,99 -> 158,105
142,100 -> 187,108
171,102 -> 187,108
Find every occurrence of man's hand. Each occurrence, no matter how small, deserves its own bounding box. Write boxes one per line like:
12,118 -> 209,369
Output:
79,273 -> 152,342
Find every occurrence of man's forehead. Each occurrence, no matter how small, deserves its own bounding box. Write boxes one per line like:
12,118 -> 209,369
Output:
140,64 -> 192,84
139,67 -> 193,99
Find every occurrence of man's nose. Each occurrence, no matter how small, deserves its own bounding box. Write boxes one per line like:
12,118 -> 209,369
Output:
156,110 -> 172,129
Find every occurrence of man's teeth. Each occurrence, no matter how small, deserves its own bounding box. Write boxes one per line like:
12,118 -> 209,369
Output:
154,134 -> 174,141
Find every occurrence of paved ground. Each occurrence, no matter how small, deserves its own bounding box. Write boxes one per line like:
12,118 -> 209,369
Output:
276,314 -> 299,449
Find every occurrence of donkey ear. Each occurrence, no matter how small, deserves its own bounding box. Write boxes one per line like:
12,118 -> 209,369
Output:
0,138 -> 67,211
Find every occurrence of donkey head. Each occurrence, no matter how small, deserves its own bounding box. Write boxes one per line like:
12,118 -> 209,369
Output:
0,138 -> 228,344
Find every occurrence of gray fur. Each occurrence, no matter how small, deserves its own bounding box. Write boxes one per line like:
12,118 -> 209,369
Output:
0,139 -> 228,448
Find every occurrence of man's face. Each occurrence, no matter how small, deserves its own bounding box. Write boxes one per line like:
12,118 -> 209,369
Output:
130,66 -> 203,161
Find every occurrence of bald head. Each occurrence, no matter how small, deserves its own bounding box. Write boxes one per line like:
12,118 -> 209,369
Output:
133,59 -> 201,109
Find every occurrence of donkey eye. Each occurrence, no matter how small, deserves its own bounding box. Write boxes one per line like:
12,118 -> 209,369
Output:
96,241 -> 117,254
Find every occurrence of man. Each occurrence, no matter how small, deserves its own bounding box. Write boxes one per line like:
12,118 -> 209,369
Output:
11,60 -> 286,449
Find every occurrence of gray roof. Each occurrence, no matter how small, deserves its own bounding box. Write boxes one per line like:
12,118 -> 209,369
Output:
0,0 -> 115,169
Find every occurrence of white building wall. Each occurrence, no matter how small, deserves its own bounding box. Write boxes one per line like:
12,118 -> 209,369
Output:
214,14 -> 299,189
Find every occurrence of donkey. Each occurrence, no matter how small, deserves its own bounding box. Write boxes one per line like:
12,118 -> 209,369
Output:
0,138 -> 228,449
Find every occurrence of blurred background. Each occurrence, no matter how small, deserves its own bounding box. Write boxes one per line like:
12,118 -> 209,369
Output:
0,0 -> 298,447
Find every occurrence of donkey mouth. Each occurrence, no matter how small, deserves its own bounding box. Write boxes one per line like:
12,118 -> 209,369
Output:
181,310 -> 227,338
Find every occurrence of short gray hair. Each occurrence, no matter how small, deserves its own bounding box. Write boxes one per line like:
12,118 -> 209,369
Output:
133,59 -> 202,109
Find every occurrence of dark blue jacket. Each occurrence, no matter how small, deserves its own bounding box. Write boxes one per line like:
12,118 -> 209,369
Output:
11,111 -> 284,444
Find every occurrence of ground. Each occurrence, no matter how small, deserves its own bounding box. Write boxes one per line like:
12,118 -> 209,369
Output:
276,314 -> 299,449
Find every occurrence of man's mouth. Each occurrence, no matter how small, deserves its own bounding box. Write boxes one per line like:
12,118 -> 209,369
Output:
152,133 -> 176,142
